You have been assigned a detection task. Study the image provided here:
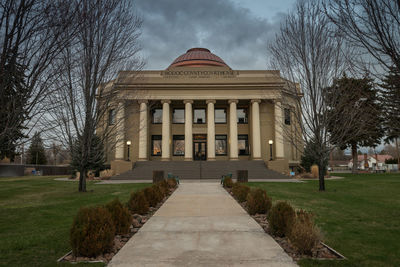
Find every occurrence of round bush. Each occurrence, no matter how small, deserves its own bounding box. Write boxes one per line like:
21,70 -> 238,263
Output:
127,190 -> 149,215
267,201 -> 295,237
232,183 -> 250,202
223,177 -> 234,188
70,206 -> 115,257
105,198 -> 132,235
157,179 -> 169,192
143,186 -> 161,207
288,210 -> 321,255
152,184 -> 165,200
154,183 -> 167,198
167,178 -> 177,188
246,188 -> 272,215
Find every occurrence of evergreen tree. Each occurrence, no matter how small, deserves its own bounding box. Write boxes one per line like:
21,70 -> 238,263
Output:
301,138 -> 328,173
70,135 -> 105,176
381,67 -> 400,168
326,75 -> 384,173
27,132 -> 47,165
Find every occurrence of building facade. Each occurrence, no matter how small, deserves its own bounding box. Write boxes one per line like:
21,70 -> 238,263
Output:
104,48 -> 301,175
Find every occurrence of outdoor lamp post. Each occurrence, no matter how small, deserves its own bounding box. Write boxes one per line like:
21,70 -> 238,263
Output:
126,140 -> 131,161
268,140 -> 273,161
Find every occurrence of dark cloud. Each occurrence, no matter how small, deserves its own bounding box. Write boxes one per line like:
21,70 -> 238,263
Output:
134,0 -> 285,70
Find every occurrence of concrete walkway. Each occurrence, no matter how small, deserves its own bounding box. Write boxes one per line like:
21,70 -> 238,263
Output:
108,183 -> 297,267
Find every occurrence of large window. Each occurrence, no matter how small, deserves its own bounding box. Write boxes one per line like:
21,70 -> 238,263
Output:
238,135 -> 249,155
194,109 -> 206,124
108,109 -> 116,125
173,135 -> 185,156
152,109 -> 162,124
151,135 -> 162,156
215,108 -> 226,123
237,108 -> 248,124
215,135 -> 227,155
284,108 -> 291,125
173,109 -> 184,124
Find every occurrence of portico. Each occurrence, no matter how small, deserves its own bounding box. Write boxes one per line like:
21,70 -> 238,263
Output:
104,48 -> 301,175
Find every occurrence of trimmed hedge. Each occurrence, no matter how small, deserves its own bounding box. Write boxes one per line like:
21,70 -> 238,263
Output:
232,183 -> 250,202
105,198 -> 132,235
267,201 -> 295,237
127,190 -> 149,215
246,188 -> 272,215
70,206 -> 115,257
223,177 -> 234,188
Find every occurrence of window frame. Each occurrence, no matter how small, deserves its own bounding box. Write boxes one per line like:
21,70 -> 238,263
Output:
151,135 -> 162,156
151,108 -> 163,124
215,108 -> 227,124
215,135 -> 228,156
172,108 -> 185,124
173,135 -> 185,156
108,109 -> 116,125
284,108 -> 291,125
237,108 -> 248,124
193,108 -> 206,124
238,134 -> 249,155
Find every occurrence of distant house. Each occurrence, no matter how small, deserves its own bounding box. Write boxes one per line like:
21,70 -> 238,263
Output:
348,154 -> 394,171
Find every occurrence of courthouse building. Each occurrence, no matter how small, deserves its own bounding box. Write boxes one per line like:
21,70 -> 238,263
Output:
105,48 -> 301,177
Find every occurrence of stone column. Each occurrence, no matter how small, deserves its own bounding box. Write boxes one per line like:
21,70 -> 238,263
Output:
207,100 -> 216,160
274,100 -> 285,158
115,101 -> 125,160
161,100 -> 171,161
138,100 -> 148,161
184,100 -> 193,161
229,100 -> 239,160
251,99 -> 262,160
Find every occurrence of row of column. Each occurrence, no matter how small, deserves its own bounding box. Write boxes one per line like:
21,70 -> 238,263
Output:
116,99 -> 284,161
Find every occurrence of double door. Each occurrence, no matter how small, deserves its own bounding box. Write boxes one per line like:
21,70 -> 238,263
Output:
193,134 -> 206,161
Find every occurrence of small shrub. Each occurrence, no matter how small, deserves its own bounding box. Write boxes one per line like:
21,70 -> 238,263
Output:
70,206 -> 115,257
155,182 -> 167,197
289,209 -> 321,255
157,179 -> 169,192
167,178 -> 177,188
153,184 -> 165,200
223,177 -> 234,188
267,201 -> 295,237
232,183 -> 250,202
105,198 -> 132,235
127,190 -> 149,215
143,186 -> 161,207
246,188 -> 272,215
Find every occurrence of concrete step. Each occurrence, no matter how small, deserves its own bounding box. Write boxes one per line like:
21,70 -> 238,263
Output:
111,160 -> 289,180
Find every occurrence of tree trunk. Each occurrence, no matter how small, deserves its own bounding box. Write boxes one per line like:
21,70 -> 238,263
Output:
318,159 -> 325,191
351,143 -> 358,174
394,138 -> 400,170
79,168 -> 87,192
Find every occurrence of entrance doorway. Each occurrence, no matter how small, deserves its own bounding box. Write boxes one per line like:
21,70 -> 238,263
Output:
193,134 -> 207,160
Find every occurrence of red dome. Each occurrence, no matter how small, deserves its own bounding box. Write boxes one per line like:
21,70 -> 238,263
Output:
168,48 -> 229,68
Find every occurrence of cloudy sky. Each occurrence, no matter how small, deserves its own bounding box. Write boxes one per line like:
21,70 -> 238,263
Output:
135,0 -> 297,70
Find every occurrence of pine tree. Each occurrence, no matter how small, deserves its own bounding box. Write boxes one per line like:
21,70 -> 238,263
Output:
381,67 -> 400,168
326,75 -> 384,173
27,132 -> 47,165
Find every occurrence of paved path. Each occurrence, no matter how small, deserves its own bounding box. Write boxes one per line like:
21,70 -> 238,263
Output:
108,183 -> 297,267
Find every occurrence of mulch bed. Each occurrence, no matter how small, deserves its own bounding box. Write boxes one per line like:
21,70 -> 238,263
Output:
224,187 -> 345,262
58,185 -> 178,264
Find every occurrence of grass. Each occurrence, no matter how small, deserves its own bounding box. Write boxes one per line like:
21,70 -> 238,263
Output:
248,173 -> 400,267
0,176 -> 150,267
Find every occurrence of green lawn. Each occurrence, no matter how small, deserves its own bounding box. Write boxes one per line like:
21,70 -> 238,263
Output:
248,173 -> 400,267
0,176 -> 150,267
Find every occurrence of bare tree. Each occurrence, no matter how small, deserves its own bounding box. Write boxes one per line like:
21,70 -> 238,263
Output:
0,0 -> 75,159
46,0 -> 143,192
326,0 -> 400,73
268,0 -> 357,190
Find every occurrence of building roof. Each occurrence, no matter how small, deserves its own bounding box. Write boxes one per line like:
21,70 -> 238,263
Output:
349,154 -> 393,163
168,48 -> 230,68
